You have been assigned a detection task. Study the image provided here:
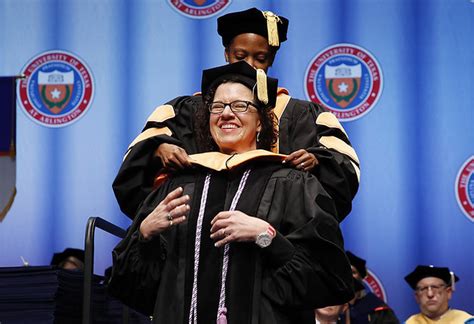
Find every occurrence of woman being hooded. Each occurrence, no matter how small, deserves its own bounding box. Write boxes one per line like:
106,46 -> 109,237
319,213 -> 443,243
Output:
108,61 -> 354,324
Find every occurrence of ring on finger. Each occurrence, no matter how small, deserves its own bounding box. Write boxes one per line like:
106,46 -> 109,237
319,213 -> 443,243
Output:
169,220 -> 173,227
300,162 -> 305,168
167,212 -> 173,221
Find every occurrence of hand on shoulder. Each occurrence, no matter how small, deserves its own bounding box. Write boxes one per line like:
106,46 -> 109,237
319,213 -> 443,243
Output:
155,143 -> 193,170
283,149 -> 318,172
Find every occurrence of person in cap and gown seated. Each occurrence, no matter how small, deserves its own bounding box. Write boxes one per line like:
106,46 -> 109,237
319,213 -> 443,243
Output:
337,251 -> 399,324
112,7 -> 360,225
107,61 -> 354,324
404,265 -> 473,324
50,248 -> 85,271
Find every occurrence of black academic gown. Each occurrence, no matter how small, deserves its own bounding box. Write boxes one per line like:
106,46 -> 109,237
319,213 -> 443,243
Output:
108,157 -> 354,324
112,91 -> 360,222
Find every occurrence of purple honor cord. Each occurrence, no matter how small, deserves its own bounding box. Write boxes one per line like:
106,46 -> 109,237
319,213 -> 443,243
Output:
188,169 -> 252,324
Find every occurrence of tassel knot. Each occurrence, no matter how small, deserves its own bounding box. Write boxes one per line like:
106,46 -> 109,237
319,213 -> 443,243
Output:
217,307 -> 227,324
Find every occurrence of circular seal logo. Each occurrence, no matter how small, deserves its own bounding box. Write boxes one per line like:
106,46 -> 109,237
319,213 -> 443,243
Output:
305,43 -> 383,121
18,50 -> 94,128
364,269 -> 388,302
455,156 -> 474,222
168,0 -> 231,19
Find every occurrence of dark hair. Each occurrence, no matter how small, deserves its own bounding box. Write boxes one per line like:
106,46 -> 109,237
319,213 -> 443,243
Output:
195,78 -> 278,152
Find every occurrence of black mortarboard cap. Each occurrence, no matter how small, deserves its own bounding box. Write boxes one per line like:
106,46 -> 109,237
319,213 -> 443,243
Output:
217,8 -> 289,47
404,265 -> 460,290
201,61 -> 278,108
346,251 -> 368,279
50,248 -> 85,266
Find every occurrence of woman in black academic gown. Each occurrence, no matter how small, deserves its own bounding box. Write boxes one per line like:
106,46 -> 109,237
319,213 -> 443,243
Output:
108,61 -> 354,324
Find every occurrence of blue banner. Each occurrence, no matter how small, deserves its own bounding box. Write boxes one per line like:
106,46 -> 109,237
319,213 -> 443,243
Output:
0,76 -> 17,221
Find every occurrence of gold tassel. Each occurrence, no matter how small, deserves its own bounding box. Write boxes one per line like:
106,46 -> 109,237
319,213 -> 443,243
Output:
256,69 -> 268,105
262,11 -> 281,46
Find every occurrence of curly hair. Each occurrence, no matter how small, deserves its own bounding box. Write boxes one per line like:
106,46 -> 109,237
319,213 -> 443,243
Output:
195,78 -> 278,153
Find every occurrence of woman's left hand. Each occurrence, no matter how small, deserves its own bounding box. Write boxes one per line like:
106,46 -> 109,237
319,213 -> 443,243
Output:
283,149 -> 318,172
210,211 -> 269,247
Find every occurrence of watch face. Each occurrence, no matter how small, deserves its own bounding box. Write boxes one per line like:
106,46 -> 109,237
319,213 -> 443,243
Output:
256,233 -> 272,248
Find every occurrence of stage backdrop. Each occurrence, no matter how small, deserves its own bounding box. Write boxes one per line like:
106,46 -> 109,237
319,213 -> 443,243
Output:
0,0 -> 472,320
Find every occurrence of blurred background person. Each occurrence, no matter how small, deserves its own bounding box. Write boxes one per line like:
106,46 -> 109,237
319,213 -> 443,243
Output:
50,248 -> 85,271
340,251 -> 399,324
404,265 -> 473,324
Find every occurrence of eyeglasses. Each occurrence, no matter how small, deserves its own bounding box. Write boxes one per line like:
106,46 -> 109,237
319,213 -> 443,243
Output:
416,284 -> 447,295
208,100 -> 257,114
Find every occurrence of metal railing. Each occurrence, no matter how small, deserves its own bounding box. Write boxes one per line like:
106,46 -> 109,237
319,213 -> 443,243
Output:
82,216 -> 127,324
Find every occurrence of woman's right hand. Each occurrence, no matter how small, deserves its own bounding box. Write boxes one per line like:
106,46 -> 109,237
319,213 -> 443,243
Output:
139,187 -> 190,240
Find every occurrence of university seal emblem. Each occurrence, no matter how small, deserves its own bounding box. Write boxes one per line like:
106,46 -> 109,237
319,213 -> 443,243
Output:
455,156 -> 474,222
305,43 -> 383,121
365,269 -> 388,302
168,0 -> 231,19
18,50 -> 94,128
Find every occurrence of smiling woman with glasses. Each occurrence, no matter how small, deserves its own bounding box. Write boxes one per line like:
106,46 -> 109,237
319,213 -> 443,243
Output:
196,67 -> 278,154
108,61 -> 354,324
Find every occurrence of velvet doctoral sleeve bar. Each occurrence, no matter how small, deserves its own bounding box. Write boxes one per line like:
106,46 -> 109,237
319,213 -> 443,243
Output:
112,95 -> 201,218
278,97 -> 360,222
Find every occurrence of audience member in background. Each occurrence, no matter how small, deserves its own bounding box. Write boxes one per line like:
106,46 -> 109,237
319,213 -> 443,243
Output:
315,304 -> 348,324
404,265 -> 473,324
50,248 -> 85,271
112,7 -> 359,224
339,251 -> 399,324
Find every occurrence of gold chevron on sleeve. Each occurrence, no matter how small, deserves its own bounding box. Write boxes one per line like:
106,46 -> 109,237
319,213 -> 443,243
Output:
319,135 -> 360,165
128,127 -> 173,149
147,104 -> 176,123
316,112 -> 348,137
123,127 -> 173,161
